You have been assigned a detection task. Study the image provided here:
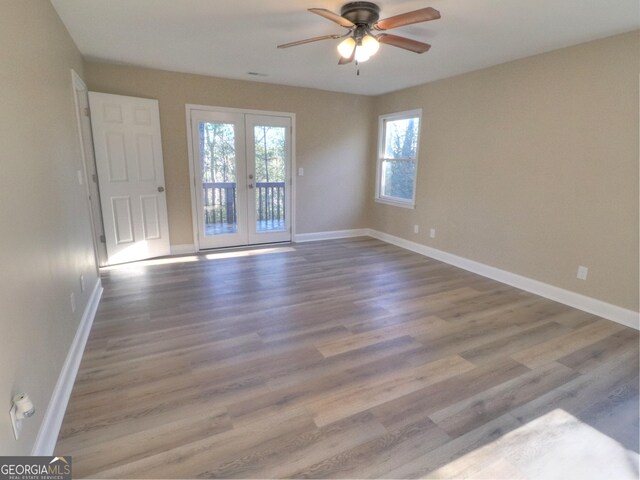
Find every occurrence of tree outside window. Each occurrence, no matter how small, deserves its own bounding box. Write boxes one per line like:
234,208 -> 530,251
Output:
199,122 -> 236,183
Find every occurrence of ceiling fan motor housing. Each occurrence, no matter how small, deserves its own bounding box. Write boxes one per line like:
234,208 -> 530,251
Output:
340,1 -> 380,25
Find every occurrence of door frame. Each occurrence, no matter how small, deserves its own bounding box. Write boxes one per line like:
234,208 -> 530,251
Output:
185,104 -> 296,251
70,69 -> 107,269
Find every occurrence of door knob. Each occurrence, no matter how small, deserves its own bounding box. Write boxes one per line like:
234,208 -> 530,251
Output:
157,186 -> 165,192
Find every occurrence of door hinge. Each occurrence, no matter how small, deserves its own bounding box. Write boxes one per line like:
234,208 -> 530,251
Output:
84,107 -> 90,117
91,174 -> 98,183
99,234 -> 106,243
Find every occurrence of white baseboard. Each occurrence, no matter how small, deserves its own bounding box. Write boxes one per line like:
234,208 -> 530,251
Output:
293,229 -> 369,243
31,278 -> 103,455
368,229 -> 639,330
170,244 -> 196,255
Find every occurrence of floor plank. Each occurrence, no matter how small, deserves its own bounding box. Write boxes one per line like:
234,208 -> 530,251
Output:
55,237 -> 639,478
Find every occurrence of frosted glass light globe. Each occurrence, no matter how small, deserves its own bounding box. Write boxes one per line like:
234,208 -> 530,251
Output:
355,46 -> 370,63
337,37 -> 356,58
361,34 -> 380,56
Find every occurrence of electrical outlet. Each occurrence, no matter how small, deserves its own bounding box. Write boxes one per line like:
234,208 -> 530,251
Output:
413,225 -> 419,234
70,292 -> 76,313
430,228 -> 436,238
80,274 -> 85,293
577,266 -> 588,280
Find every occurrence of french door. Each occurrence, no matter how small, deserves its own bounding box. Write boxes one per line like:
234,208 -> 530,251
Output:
189,109 -> 292,249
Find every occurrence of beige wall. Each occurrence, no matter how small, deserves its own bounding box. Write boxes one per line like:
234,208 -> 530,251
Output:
83,63 -> 375,245
0,1 -> 98,454
370,31 -> 640,311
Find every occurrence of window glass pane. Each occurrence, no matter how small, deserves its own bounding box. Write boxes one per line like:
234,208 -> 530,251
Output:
384,117 -> 420,159
381,159 -> 415,200
199,121 -> 238,235
253,125 -> 286,233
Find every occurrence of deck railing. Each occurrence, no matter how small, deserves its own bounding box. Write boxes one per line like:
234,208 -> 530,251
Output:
255,182 -> 285,227
203,182 -> 236,226
203,181 -> 285,226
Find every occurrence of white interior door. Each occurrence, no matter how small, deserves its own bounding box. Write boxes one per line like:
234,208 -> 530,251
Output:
89,92 -> 170,264
189,108 -> 292,250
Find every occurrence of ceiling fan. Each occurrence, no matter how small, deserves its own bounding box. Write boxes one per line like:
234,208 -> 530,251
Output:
277,2 -> 441,65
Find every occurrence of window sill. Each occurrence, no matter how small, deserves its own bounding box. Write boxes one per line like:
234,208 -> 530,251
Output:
375,197 -> 415,209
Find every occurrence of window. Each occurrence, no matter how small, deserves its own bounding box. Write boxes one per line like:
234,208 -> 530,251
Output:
375,109 -> 422,208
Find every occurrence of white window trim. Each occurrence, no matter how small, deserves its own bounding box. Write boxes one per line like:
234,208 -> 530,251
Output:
375,108 -> 422,209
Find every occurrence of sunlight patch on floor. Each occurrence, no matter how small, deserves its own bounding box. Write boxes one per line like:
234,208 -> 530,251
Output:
429,409 -> 639,479
101,246 -> 296,271
101,255 -> 200,270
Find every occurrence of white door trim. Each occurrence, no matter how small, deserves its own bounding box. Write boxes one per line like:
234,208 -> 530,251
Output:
185,104 -> 296,251
70,70 -> 107,269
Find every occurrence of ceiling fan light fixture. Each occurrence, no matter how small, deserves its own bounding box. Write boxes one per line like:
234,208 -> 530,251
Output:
337,36 -> 356,58
354,46 -> 371,63
361,34 -> 379,56
279,3 -> 439,66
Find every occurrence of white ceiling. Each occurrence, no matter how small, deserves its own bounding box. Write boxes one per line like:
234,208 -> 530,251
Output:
51,0 -> 639,96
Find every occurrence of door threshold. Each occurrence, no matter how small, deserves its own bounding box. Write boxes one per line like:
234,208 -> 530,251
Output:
197,241 -> 292,253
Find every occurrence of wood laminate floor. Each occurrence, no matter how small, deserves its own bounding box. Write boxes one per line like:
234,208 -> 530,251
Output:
55,238 -> 639,479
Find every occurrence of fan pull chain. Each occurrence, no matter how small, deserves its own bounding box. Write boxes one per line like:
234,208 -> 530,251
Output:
356,59 -> 360,76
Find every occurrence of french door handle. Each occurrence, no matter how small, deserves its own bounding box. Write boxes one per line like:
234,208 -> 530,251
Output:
248,183 -> 254,189
157,186 -> 165,192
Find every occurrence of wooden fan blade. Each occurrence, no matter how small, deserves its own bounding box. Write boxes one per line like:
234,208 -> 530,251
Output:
374,7 -> 440,31
377,34 -> 431,53
308,8 -> 354,28
277,34 -> 343,49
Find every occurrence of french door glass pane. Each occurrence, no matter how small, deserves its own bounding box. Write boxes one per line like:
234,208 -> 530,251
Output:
253,125 -> 286,233
199,122 -> 237,236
